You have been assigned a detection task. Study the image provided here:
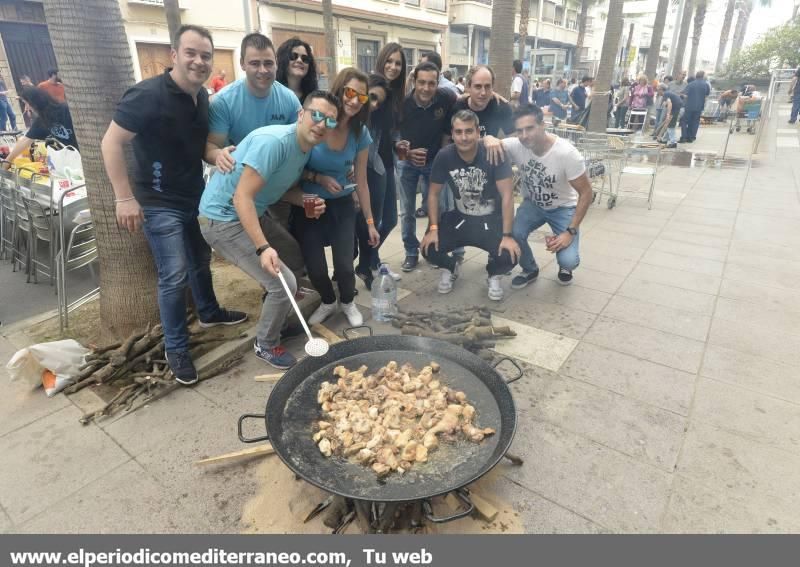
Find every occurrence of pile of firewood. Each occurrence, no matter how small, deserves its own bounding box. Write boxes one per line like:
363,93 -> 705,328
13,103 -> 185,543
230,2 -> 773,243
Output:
389,306 -> 516,360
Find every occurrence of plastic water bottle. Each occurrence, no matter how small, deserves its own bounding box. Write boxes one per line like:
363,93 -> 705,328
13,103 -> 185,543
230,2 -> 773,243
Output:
371,264 -> 398,322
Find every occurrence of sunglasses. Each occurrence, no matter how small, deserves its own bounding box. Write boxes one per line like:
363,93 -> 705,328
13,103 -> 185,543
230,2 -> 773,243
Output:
309,109 -> 337,129
343,86 -> 369,105
289,52 -> 310,64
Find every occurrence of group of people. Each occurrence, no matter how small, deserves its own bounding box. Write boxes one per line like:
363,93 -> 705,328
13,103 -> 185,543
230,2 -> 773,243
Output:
99,25 -> 591,384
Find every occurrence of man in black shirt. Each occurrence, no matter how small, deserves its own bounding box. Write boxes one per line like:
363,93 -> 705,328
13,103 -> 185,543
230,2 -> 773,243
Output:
451,65 -> 514,138
420,110 -> 520,301
101,24 -> 246,386
656,84 -> 682,148
395,61 -> 456,271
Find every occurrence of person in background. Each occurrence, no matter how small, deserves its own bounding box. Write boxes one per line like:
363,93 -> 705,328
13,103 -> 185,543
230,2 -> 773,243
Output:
680,70 -> 710,143
550,78 -> 570,124
295,68 -> 380,327
651,75 -> 670,136
3,87 -> 78,166
199,92 -> 337,370
0,73 -> 17,131
569,76 -> 592,112
510,60 -> 529,108
18,75 -> 33,128
788,67 -> 800,124
567,77 -> 577,96
629,74 -> 652,130
209,69 -> 227,93
276,36 -> 318,103
615,77 -> 631,128
533,79 -> 552,109
101,25 -> 247,385
420,51 -> 459,95
669,70 -> 687,95
37,69 -> 65,103
452,65 -> 513,139
456,76 -> 465,94
656,83 -> 681,148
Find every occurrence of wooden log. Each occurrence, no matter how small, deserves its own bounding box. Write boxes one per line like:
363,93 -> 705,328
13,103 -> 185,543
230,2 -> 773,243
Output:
469,490 -> 499,522
193,443 -> 275,466
310,323 -> 344,344
254,373 -> 284,382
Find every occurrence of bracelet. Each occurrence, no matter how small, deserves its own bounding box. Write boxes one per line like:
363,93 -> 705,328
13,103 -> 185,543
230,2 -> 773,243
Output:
429,224 -> 438,231
366,218 -> 375,226
255,244 -> 271,256
114,196 -> 135,203
502,232 -> 513,237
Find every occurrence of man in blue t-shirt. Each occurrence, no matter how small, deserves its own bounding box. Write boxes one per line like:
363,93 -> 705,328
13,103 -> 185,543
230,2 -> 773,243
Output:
204,32 -> 301,172
680,70 -> 711,143
199,91 -> 339,370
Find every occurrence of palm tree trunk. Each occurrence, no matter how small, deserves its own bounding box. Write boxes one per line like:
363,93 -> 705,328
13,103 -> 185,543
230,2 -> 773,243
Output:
730,1 -> 751,59
687,1 -> 707,75
645,0 -> 670,80
322,0 -> 338,76
622,22 -> 634,69
575,0 -> 590,65
671,0 -> 694,76
489,0 -> 516,98
163,0 -> 182,45
518,0 -> 530,61
42,0 -> 159,339
588,0 -> 624,133
715,0 -> 736,73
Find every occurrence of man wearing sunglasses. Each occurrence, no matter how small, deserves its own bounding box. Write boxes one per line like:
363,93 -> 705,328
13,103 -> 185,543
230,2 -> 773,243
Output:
199,91 -> 339,370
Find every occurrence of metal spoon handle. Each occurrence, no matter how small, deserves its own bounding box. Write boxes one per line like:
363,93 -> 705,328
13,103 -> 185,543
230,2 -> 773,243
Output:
277,271 -> 314,341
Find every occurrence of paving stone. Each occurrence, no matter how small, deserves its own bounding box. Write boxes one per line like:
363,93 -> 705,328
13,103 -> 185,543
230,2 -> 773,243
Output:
582,317 -> 705,374
511,277 -> 612,314
591,211 -> 669,229
496,294 -> 597,339
601,295 -> 711,342
581,239 -> 647,262
561,342 -> 695,416
726,253 -> 800,276
577,251 -> 638,277
617,278 -> 716,316
708,317 -> 800,367
491,316 -> 578,372
505,419 -> 671,533
0,507 -> 11,533
663,220 -> 732,239
649,239 -> 728,262
663,474 -> 800,533
728,240 -> 800,263
592,221 -> 662,237
641,249 -> 725,277
701,344 -> 800,404
523,372 -> 686,471
0,378 -> 72,439
714,296 -> 800,337
16,460 -> 199,533
0,405 -> 130,524
585,228 -> 657,249
540,266 -> 625,294
719,279 -> 800,314
628,263 -> 721,295
692,377 -> 800,455
656,229 -> 731,250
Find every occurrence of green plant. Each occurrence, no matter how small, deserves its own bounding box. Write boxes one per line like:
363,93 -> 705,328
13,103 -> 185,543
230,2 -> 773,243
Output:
721,19 -> 800,79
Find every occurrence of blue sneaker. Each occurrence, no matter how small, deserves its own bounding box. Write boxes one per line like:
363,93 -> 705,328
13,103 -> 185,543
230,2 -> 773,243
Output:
166,351 -> 198,385
199,308 -> 248,328
254,340 -> 297,370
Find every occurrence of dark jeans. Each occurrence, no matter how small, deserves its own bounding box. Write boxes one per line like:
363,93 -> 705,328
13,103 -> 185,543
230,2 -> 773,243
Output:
142,207 -> 220,353
681,110 -> 702,141
615,105 -> 628,128
293,196 -> 357,305
355,165 -> 390,273
422,210 -> 516,276
790,97 -> 800,122
0,99 -> 16,131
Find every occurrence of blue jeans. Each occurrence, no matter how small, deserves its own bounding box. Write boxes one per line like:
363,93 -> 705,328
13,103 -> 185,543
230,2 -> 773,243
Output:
398,160 -> 454,257
790,97 -> 800,122
512,201 -> 580,273
0,99 -> 16,131
356,165 -> 396,272
142,207 -> 221,353
681,110 -> 702,141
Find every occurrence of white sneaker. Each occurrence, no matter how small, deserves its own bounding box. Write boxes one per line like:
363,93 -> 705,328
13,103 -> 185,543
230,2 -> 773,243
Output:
372,265 -> 402,281
309,302 -> 338,325
438,268 -> 455,294
341,301 -> 363,326
488,275 -> 504,301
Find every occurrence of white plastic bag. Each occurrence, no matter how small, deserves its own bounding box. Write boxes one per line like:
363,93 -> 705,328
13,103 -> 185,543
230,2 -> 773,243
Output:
6,339 -> 89,396
47,145 -> 84,190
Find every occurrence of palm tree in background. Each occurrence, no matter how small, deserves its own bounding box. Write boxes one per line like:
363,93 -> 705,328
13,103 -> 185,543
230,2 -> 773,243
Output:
489,0 -> 516,97
671,0 -> 694,76
644,0 -> 671,79
41,0 -> 159,338
588,0 -> 625,132
322,0 -> 338,76
730,0 -> 772,60
518,0 -> 530,61
687,0 -> 708,75
575,0 -> 604,65
714,0 -> 736,73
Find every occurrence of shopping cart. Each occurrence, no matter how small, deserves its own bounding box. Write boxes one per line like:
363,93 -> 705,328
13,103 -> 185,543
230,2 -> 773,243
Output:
730,97 -> 763,134
577,133 -> 625,208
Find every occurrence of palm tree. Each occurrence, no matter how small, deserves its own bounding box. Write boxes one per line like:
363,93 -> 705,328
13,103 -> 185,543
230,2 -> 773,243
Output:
575,0 -> 603,65
41,0 -> 159,338
163,0 -> 182,44
671,0 -> 694,76
714,0 -> 736,73
489,0 -> 516,98
730,0 -> 771,59
518,0 -> 530,61
687,0 -> 707,75
645,0 -> 670,79
588,0 -> 625,132
322,0 -> 338,76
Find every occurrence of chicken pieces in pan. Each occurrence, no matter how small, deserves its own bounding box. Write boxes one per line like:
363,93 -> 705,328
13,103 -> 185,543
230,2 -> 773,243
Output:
313,361 -> 495,476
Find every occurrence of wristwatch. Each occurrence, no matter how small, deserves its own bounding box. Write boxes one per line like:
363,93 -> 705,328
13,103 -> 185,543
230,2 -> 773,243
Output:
566,227 -> 578,236
255,244 -> 271,256
502,232 -> 513,237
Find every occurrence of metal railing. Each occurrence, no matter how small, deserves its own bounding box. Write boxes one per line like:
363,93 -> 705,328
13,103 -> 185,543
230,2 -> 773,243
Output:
753,68 -> 796,154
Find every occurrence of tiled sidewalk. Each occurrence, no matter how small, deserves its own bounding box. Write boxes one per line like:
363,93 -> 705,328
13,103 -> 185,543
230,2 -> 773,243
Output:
1,106 -> 798,533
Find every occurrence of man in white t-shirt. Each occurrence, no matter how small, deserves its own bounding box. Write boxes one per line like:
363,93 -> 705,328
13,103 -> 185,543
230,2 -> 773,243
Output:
484,104 -> 592,287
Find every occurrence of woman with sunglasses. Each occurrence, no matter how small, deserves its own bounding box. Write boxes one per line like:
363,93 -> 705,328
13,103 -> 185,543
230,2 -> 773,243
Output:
276,37 -> 318,103
295,67 -> 380,327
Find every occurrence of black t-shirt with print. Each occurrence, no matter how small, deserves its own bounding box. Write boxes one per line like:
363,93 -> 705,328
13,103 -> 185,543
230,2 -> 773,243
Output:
451,97 -> 514,138
27,104 -> 79,149
430,142 -> 512,217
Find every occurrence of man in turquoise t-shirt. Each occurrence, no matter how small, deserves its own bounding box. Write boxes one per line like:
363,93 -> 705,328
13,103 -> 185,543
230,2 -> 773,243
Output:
200,91 -> 339,370
204,32 -> 301,171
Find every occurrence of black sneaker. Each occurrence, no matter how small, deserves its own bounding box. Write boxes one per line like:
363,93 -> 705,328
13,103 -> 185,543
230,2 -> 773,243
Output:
199,308 -> 248,328
511,269 -> 539,289
401,255 -> 419,272
557,267 -> 573,286
665,143 -> 677,149
414,208 -> 427,218
355,267 -> 374,291
166,351 -> 198,385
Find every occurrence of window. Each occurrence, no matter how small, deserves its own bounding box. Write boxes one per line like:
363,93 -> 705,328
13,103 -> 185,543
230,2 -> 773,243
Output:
555,5 -> 564,26
566,9 -> 578,30
449,30 -> 469,56
356,39 -> 381,74
426,0 -> 446,11
406,0 -> 420,6
542,1 -> 556,24
534,53 -> 555,75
